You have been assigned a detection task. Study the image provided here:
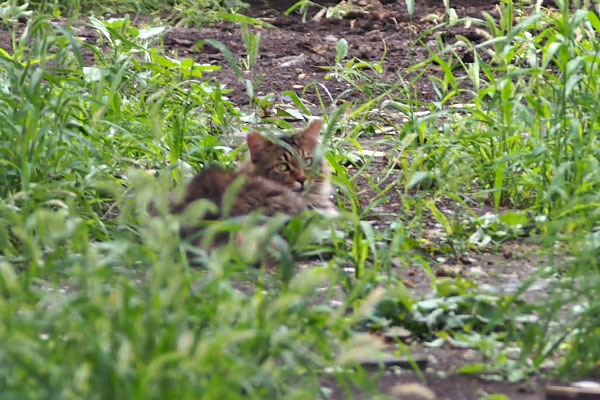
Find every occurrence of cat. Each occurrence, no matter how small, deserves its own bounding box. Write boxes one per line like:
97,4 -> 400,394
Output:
172,120 -> 337,219
171,166 -> 306,218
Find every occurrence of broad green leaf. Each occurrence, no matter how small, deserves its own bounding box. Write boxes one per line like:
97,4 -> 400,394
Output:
205,39 -> 242,79
407,171 -> 428,190
335,39 -> 348,62
457,363 -> 486,374
151,52 -> 179,68
404,0 -> 414,17
216,12 -> 275,28
498,211 -> 528,226
359,220 -> 377,260
588,10 -> 600,33
281,91 -> 310,114
493,161 -> 505,213
564,74 -> 582,98
426,200 -> 452,235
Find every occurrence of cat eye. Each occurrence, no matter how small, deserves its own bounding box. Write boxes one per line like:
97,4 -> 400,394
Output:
276,163 -> 289,171
304,157 -> 313,167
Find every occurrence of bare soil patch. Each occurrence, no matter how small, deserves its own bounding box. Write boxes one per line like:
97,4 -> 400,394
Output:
165,0 -> 498,108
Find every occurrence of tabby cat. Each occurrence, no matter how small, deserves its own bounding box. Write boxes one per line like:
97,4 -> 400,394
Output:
173,120 -> 337,218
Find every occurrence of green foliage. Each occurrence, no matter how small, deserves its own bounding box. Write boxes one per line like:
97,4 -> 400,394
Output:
0,13 -> 388,398
29,0 -> 249,25
0,202 -> 368,398
388,2 -> 600,377
2,0 -> 600,396
302,0 -> 600,379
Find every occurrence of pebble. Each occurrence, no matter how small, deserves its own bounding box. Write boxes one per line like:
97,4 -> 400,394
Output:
279,59 -> 303,68
392,383 -> 436,400
383,326 -> 412,340
573,381 -> 600,389
469,266 -> 486,277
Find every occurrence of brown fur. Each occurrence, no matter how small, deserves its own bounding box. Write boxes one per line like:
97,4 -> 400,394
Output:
172,166 -> 305,217
173,120 -> 337,219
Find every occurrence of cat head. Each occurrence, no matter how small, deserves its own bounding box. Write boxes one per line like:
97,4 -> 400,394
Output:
245,120 -> 322,192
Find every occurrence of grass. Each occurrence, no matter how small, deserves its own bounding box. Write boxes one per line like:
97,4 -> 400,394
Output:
0,0 -> 600,398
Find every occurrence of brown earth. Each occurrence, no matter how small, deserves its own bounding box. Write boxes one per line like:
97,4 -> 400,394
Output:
165,0 -> 498,108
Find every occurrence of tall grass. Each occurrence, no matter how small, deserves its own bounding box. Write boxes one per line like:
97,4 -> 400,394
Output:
0,14 -> 386,399
1,0 -> 600,397
381,0 -> 600,376
294,0 -> 600,378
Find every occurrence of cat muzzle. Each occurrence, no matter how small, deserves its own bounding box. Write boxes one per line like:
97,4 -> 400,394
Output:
292,175 -> 306,191
292,181 -> 305,191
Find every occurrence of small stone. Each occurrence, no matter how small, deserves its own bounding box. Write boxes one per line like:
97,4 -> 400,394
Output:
329,300 -> 343,307
382,326 -> 412,340
292,84 -> 303,89
361,150 -> 386,158
276,56 -> 304,68
572,381 -> 600,389
469,266 -> 487,277
392,383 -> 436,400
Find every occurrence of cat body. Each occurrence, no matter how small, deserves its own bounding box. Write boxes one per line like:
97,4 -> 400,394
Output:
174,120 -> 337,218
172,166 -> 305,217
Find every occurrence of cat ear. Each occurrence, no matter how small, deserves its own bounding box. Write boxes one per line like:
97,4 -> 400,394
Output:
297,120 -> 322,148
247,131 -> 269,160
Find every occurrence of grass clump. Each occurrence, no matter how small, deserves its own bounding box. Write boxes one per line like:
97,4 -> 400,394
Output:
27,0 -> 250,26
378,0 -> 600,377
281,0 -> 600,379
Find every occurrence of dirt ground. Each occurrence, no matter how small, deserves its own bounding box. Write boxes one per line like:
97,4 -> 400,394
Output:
0,0 -> 566,398
165,0 -> 498,108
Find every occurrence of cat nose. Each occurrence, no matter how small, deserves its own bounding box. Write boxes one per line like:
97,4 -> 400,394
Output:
291,175 -> 305,191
